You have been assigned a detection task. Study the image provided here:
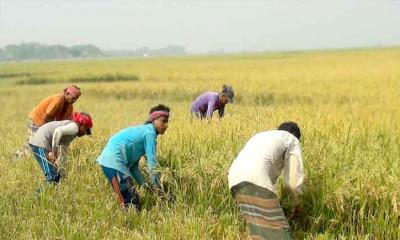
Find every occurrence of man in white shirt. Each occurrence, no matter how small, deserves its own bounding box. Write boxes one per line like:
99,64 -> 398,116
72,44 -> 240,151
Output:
29,112 -> 93,184
228,121 -> 304,240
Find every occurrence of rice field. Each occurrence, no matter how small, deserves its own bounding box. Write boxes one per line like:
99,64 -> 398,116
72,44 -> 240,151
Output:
1,48 -> 400,239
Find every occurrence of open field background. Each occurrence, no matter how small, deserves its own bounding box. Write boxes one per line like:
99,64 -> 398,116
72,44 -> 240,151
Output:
1,48 -> 400,239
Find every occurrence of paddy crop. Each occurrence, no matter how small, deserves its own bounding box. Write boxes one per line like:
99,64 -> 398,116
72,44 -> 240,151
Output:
1,48 -> 400,239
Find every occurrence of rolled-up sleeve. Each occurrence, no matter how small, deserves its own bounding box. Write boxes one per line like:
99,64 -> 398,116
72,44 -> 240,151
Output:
283,141 -> 304,196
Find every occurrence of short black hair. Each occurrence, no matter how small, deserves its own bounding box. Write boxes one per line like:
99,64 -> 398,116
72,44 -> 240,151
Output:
278,121 -> 301,140
149,104 -> 170,114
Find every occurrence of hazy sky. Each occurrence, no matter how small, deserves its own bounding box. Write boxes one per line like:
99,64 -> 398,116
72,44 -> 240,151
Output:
1,0 -> 400,53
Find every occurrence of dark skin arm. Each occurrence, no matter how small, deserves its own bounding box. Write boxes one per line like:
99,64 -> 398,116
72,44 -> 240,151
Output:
47,151 -> 58,164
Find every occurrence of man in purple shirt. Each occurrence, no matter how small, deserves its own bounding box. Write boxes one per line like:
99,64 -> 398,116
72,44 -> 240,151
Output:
191,85 -> 234,119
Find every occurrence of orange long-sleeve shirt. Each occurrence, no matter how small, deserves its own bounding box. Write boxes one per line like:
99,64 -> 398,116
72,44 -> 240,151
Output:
29,94 -> 74,126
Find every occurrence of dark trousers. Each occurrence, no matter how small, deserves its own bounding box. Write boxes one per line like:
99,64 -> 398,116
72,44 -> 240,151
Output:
31,145 -> 60,184
101,165 -> 140,210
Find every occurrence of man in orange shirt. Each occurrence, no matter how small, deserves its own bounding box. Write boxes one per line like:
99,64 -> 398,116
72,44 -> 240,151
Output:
14,85 -> 82,159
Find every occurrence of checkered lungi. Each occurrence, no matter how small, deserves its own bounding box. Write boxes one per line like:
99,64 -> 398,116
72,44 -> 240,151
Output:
231,181 -> 293,240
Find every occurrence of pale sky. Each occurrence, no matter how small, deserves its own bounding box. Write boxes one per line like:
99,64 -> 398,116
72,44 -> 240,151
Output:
1,0 -> 400,53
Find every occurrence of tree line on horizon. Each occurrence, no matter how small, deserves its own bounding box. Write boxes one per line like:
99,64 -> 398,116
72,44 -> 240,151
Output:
0,43 -> 187,61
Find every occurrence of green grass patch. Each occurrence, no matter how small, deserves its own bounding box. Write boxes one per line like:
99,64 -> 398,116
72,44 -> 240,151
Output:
0,72 -> 32,79
14,73 -> 139,85
16,77 -> 50,85
69,74 -> 139,83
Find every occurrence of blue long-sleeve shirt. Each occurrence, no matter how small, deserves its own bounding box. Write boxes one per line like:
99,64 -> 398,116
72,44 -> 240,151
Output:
191,91 -> 225,118
96,123 -> 159,186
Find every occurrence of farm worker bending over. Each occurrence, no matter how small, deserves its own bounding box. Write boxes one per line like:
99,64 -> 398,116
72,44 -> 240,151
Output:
97,104 -> 170,210
29,112 -> 93,184
228,121 -> 304,240
15,85 -> 82,159
191,85 -> 234,119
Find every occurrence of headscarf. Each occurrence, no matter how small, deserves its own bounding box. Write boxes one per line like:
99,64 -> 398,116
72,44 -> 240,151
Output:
73,112 -> 93,135
64,85 -> 81,99
148,111 -> 170,122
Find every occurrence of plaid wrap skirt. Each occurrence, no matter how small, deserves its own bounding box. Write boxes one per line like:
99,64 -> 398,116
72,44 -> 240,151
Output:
231,181 -> 293,240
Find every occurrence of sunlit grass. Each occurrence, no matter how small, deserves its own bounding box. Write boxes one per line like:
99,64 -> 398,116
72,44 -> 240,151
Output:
1,48 -> 400,239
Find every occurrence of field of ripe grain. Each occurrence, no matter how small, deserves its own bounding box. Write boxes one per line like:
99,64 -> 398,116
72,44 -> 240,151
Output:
1,48 -> 400,239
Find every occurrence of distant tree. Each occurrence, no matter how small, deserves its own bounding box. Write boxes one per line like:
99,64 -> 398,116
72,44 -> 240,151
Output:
132,46 -> 150,56
130,45 -> 186,57
157,45 -> 186,56
0,48 -> 4,61
69,44 -> 102,57
0,43 -> 103,61
0,42 -> 187,61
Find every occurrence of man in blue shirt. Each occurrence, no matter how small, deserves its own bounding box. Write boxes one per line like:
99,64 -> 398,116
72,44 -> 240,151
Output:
97,104 -> 170,210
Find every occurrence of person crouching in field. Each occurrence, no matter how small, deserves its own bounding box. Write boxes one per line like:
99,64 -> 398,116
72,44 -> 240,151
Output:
228,122 -> 304,240
96,104 -> 170,210
191,85 -> 234,119
29,112 -> 93,184
15,85 -> 82,159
